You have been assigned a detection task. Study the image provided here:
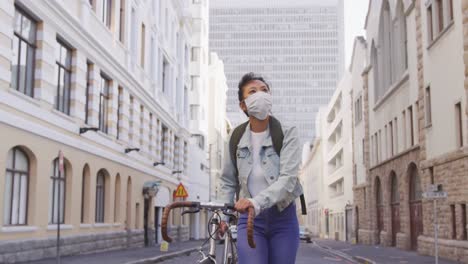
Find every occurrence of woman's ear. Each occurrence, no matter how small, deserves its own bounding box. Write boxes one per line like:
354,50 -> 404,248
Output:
239,101 -> 247,112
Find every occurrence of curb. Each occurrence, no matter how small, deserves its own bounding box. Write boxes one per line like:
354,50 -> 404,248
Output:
312,242 -> 359,263
125,247 -> 200,264
353,256 -> 377,264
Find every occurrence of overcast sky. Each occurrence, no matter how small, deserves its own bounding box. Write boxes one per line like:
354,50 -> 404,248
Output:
344,0 -> 369,68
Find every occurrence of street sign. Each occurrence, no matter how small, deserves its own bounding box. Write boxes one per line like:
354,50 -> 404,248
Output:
174,183 -> 188,198
423,191 -> 448,199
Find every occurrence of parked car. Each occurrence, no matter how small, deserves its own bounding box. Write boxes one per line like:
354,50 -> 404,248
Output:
299,226 -> 312,243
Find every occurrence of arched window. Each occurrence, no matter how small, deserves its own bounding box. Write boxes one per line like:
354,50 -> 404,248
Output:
376,0 -> 393,100
391,172 -> 400,204
409,165 -> 422,202
49,158 -> 66,224
396,0 -> 408,72
3,147 -> 29,225
95,170 -> 106,223
114,174 -> 121,223
81,164 -> 90,223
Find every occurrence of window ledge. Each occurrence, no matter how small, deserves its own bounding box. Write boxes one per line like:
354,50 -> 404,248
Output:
373,72 -> 410,111
427,21 -> 455,50
8,88 -> 41,107
47,224 -> 73,231
1,226 -> 38,233
79,223 -> 93,229
94,223 -> 113,228
51,109 -> 76,124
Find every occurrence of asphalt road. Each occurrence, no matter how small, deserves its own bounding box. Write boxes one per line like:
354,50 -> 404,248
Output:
162,241 -> 357,264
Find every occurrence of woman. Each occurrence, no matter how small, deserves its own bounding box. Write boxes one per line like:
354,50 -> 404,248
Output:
217,72 -> 304,264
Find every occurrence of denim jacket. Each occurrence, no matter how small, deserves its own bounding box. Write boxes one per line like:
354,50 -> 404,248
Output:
217,123 -> 303,214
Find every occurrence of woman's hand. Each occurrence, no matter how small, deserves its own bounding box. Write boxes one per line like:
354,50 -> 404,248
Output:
235,198 -> 254,214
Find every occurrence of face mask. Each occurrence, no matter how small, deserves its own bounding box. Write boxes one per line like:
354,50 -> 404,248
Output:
244,91 -> 272,121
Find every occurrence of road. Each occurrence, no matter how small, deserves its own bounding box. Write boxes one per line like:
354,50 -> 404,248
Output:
162,241 -> 357,264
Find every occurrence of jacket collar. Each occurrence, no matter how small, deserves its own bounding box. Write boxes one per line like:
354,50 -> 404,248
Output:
237,122 -> 273,150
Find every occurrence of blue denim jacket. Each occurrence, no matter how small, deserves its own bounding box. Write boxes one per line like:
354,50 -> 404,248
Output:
217,123 -> 303,213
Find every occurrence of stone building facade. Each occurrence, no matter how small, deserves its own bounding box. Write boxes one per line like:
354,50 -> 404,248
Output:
0,0 -> 205,262
351,0 -> 468,262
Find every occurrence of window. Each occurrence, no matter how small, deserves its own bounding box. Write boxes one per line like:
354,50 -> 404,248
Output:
462,204 -> 467,240
162,58 -> 168,93
55,39 -> 72,114
455,102 -> 463,147
427,4 -> 434,42
139,105 -> 144,146
102,0 -> 112,28
429,166 -> 434,184
451,204 -> 456,239
191,47 -> 200,62
3,147 -> 29,225
448,0 -> 454,22
11,8 -> 37,97
149,113 -> 153,153
85,62 -> 93,124
141,23 -> 146,68
408,106 -> 414,146
190,105 -> 200,120
117,87 -> 123,139
81,165 -> 90,223
354,96 -> 362,125
129,95 -> 134,141
162,126 -> 169,163
98,74 -> 110,133
119,0 -> 126,42
49,158 -> 66,224
95,171 -> 106,223
402,110 -> 407,149
389,121 -> 394,156
394,117 -> 398,153
425,87 -> 432,126
436,0 -> 444,33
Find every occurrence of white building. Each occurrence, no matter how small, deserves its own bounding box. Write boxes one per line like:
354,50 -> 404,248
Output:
185,0 -> 211,241
300,72 -> 353,242
209,0 -> 345,143
207,52 -> 230,204
0,0 -> 206,261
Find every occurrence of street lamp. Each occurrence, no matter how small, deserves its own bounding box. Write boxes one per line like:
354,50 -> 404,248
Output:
79,127 -> 99,134
153,162 -> 165,166
125,148 -> 140,153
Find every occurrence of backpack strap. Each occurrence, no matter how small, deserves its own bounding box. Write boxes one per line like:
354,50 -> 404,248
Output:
229,121 -> 249,201
269,116 -> 284,156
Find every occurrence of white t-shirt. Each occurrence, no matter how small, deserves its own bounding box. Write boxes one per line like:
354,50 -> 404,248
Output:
247,129 -> 269,198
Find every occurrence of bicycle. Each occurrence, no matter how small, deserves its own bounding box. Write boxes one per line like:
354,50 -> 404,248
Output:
161,201 -> 256,264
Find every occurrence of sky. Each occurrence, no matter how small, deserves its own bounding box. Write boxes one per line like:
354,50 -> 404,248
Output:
344,0 -> 369,68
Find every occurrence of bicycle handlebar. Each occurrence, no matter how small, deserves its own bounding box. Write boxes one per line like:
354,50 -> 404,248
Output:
161,201 -> 256,248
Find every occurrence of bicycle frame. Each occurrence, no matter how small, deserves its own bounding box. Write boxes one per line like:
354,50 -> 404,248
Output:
161,201 -> 253,264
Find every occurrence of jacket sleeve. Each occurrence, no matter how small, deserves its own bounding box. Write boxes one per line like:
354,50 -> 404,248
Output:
216,134 -> 237,205
252,126 -> 301,212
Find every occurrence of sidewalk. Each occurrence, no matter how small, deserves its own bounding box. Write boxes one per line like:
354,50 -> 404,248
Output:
29,240 -> 204,264
314,239 -> 460,264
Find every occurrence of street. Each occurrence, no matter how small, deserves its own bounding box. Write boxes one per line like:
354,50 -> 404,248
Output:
162,241 -> 356,264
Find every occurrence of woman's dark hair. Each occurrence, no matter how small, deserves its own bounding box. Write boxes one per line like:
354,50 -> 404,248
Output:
237,72 -> 270,102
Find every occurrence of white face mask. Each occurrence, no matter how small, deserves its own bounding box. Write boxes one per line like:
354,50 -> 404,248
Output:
244,92 -> 272,121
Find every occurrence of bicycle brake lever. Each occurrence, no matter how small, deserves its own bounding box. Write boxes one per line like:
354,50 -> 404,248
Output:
181,208 -> 200,215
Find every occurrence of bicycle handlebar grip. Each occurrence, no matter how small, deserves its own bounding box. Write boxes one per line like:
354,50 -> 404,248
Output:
247,206 -> 256,248
161,201 -> 198,243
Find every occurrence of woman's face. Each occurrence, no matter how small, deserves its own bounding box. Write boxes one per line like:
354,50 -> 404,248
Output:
240,80 -> 270,113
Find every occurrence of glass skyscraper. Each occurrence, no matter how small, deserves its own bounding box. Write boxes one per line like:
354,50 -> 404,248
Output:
209,0 -> 345,143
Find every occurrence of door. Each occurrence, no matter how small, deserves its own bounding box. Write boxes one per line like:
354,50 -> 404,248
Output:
409,164 -> 423,250
345,208 -> 353,242
410,201 -> 423,250
391,203 -> 400,246
375,177 -> 383,244
390,172 -> 400,246
154,207 -> 163,244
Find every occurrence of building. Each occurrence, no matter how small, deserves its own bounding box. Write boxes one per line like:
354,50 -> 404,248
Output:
209,0 -> 345,143
186,0 -> 210,241
299,71 -> 353,242
0,0 -> 205,262
351,0 -> 468,262
207,52 -> 230,204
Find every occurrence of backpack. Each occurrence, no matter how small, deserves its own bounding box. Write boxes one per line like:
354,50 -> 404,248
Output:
229,116 -> 307,215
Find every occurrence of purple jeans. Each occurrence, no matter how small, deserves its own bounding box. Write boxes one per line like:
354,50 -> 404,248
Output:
237,202 -> 299,264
